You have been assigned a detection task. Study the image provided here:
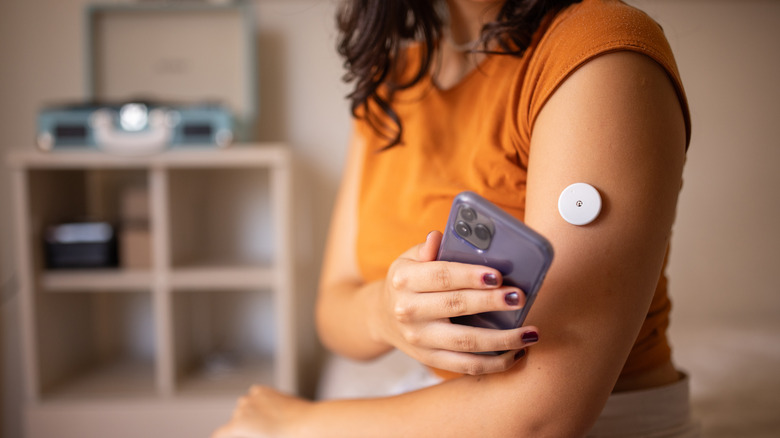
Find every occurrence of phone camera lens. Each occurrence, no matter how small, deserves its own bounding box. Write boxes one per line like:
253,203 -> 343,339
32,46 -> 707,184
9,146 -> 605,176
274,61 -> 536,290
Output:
455,220 -> 472,238
474,223 -> 491,241
460,207 -> 477,222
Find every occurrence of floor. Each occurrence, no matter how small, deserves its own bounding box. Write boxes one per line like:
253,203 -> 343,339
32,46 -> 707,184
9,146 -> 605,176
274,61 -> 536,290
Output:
318,320 -> 780,437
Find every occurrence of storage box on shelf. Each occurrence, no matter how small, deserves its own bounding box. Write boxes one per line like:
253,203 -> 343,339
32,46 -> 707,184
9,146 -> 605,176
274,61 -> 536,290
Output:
8,145 -> 294,437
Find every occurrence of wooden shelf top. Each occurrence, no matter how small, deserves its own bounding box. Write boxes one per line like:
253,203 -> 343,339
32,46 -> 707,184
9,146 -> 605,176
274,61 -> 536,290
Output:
42,266 -> 277,292
170,266 -> 275,291
6,143 -> 289,170
42,269 -> 153,292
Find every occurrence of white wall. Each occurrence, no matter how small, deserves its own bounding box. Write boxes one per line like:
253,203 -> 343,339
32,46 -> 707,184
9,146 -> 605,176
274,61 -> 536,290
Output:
2,0 -> 779,437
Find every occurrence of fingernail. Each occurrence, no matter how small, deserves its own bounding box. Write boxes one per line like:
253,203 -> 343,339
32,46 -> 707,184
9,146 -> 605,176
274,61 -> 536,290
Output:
504,292 -> 520,306
521,331 -> 539,344
514,349 -> 526,360
483,273 -> 498,286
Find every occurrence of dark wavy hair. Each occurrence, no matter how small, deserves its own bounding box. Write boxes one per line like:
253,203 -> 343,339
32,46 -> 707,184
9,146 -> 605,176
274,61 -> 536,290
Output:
337,0 -> 581,149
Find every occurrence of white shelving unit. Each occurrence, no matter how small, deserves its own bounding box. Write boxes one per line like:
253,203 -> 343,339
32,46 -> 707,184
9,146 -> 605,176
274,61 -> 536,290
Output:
8,144 -> 295,437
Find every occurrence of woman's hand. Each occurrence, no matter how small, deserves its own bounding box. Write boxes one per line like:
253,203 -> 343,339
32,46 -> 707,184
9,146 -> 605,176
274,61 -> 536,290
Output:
211,385 -> 312,438
371,231 -> 540,375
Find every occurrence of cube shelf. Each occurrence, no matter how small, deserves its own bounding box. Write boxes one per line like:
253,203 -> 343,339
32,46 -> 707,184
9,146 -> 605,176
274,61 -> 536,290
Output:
8,144 -> 295,436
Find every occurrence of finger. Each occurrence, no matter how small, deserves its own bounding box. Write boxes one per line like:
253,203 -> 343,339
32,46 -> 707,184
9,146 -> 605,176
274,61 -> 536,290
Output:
395,231 -> 440,264
425,348 -> 528,375
417,230 -> 442,261
391,259 -> 503,293
394,286 -> 524,322
412,322 -> 540,353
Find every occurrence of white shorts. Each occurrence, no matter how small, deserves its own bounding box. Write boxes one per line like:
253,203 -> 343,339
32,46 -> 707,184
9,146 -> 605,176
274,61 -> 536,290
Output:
587,373 -> 701,437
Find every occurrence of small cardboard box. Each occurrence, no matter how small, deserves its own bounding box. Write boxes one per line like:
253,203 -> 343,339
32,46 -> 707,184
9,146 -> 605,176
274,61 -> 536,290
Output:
120,185 -> 150,223
120,225 -> 151,269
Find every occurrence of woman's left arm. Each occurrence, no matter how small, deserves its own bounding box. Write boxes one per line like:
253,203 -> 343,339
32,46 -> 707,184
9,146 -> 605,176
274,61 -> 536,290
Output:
213,50 -> 687,438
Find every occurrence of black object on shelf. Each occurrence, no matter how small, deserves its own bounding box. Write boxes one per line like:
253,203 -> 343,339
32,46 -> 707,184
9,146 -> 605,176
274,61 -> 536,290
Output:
44,222 -> 119,269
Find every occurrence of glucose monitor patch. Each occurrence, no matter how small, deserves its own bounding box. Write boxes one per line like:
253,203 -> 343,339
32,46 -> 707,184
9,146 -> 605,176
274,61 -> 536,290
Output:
558,183 -> 601,226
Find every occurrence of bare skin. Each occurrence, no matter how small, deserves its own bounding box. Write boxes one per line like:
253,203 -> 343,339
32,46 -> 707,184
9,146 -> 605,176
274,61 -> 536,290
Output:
436,0 -> 502,89
212,1 -> 686,436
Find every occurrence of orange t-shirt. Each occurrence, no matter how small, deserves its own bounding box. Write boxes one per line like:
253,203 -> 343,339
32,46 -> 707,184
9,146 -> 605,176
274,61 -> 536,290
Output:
354,0 -> 691,377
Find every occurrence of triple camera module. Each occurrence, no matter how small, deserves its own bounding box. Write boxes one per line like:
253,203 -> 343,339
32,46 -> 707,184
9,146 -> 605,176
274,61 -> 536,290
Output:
454,204 -> 495,250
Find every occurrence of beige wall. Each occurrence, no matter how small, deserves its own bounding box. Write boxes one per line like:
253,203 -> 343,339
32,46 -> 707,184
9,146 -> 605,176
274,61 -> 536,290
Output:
1,0 -> 779,437
628,0 -> 780,325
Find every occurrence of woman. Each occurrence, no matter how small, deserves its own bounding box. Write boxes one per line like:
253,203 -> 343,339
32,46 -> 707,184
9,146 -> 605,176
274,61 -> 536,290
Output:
213,0 -> 698,436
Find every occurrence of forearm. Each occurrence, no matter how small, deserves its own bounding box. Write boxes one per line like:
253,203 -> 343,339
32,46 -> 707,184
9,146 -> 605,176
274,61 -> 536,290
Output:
300,379 -> 519,438
295,359 -> 596,438
316,279 -> 392,360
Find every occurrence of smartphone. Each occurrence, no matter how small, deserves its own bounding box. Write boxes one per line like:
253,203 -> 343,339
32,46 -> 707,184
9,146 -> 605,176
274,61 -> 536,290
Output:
437,191 -> 554,331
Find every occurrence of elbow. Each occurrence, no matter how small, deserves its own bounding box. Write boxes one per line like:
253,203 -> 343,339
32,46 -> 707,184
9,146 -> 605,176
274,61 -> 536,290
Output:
314,303 -> 352,359
500,391 -> 602,438
313,290 -> 339,353
314,279 -> 343,348
522,408 -> 602,438
315,323 -> 383,363
314,283 -> 384,362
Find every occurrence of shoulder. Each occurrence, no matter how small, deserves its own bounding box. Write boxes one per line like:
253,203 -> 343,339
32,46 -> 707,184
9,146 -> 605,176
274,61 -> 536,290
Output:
551,0 -> 664,34
541,0 -> 674,64
524,0 -> 690,145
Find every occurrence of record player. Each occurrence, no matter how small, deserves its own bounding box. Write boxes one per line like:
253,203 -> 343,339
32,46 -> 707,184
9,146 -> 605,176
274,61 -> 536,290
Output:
37,101 -> 234,154
36,3 -> 256,154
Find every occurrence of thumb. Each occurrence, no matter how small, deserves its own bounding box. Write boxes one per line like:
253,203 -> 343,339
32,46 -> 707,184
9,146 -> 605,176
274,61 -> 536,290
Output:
417,230 -> 443,262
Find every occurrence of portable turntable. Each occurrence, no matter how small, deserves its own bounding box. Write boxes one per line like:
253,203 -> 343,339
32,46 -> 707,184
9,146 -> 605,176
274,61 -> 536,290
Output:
37,101 -> 234,154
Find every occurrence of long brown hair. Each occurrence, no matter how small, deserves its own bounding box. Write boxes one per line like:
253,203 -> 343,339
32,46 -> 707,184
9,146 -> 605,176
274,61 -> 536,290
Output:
337,0 -> 581,149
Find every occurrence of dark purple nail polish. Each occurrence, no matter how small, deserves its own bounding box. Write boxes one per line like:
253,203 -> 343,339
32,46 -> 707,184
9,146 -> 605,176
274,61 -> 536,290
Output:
514,349 -> 526,360
521,331 -> 539,344
505,292 -> 520,306
483,273 -> 498,286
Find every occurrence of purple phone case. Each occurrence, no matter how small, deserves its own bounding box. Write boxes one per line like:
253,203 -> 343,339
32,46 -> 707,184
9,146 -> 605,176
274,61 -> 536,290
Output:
437,191 -> 554,331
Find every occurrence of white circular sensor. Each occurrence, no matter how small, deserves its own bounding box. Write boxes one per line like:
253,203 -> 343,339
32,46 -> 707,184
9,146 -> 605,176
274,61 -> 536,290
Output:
558,183 -> 602,226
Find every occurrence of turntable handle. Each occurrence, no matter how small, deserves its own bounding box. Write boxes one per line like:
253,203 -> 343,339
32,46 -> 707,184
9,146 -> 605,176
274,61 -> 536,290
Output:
91,108 -> 175,155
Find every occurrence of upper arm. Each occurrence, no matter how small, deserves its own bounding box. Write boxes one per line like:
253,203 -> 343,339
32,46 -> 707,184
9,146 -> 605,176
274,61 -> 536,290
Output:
318,131 -> 365,293
486,51 -> 686,435
315,129 -> 378,355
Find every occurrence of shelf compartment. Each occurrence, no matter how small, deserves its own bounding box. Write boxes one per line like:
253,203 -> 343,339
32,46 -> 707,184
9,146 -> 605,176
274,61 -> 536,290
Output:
26,168 -> 151,274
35,291 -> 157,400
171,289 -> 276,396
167,167 -> 274,269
